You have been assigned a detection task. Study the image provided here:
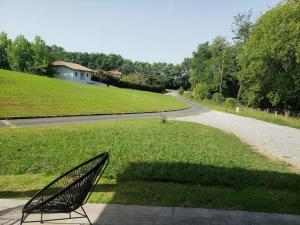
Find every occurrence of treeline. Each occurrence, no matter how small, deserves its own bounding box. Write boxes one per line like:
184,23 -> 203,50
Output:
0,33 -> 190,90
189,0 -> 300,111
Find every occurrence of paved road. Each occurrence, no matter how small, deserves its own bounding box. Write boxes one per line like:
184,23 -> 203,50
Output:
0,95 -> 208,128
0,120 -> 6,128
177,110 -> 300,169
1,198 -> 300,225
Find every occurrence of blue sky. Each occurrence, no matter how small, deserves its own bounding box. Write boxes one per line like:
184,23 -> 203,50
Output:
0,0 -> 280,64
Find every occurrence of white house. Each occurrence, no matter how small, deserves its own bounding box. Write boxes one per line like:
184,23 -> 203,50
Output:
52,61 -> 94,83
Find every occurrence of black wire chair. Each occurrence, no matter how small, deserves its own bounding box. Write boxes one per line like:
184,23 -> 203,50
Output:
20,152 -> 109,225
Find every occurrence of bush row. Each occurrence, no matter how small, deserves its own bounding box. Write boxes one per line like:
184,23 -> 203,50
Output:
93,74 -> 165,93
184,87 -> 238,108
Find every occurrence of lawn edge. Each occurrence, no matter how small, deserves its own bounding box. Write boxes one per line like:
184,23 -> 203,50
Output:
0,106 -> 190,120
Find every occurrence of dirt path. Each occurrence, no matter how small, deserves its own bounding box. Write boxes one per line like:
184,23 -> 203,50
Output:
176,110 -> 300,169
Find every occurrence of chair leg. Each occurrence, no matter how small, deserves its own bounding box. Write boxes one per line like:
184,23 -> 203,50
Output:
81,206 -> 92,225
40,212 -> 43,224
20,212 -> 25,225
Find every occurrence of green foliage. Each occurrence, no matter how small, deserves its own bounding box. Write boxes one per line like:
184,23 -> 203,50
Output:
3,34 -> 53,75
186,90 -> 194,99
95,71 -> 165,93
8,35 -> 33,72
189,1 -> 300,111
212,92 -> 224,104
122,73 -> 147,85
189,42 -> 211,88
121,73 -> 163,89
0,32 -> 11,69
189,37 -> 239,98
179,57 -> 192,89
232,10 -> 253,45
95,70 -> 120,85
0,69 -> 187,117
194,83 -> 210,100
63,53 -> 190,89
238,0 -> 300,110
224,98 -> 237,108
178,86 -> 184,95
30,36 -> 53,74
50,45 -> 65,61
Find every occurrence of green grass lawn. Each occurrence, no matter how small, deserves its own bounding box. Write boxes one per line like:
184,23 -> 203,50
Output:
0,69 -> 187,117
0,120 -> 299,214
183,94 -> 300,129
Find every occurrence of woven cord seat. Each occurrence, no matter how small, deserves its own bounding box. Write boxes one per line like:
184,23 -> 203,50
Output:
20,152 -> 109,225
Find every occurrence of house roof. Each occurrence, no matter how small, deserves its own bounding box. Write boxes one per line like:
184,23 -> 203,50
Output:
108,70 -> 122,76
52,61 -> 94,72
94,69 -> 110,75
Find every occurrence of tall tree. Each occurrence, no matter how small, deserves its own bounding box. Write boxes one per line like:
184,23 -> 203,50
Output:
8,35 -> 33,72
189,42 -> 212,88
232,10 -> 253,45
210,36 -> 229,94
238,0 -> 300,109
0,32 -> 11,69
50,45 -> 66,61
178,58 -> 191,89
31,36 -> 52,74
189,37 -> 239,97
232,11 -> 254,101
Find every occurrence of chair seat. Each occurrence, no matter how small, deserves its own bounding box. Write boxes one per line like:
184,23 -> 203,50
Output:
23,199 -> 76,213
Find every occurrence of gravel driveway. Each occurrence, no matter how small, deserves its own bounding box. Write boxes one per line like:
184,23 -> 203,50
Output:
176,110 -> 300,169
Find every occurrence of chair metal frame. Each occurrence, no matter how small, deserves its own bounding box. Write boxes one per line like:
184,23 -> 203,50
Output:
20,152 -> 109,225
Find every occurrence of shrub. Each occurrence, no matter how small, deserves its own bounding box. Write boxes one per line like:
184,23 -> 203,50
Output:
194,83 -> 210,100
93,73 -> 165,93
212,93 -> 224,104
178,86 -> 184,95
224,98 -> 237,108
114,80 -> 165,93
186,91 -> 194,99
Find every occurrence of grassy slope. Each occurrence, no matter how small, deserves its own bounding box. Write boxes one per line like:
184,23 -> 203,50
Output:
0,69 -> 186,117
0,120 -> 299,214
183,95 -> 300,129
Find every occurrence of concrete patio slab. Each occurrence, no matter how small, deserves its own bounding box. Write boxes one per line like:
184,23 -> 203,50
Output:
1,198 -> 300,225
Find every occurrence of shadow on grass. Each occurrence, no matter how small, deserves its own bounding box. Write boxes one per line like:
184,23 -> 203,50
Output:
112,162 -> 300,191
1,162 -> 300,214
94,162 -> 300,223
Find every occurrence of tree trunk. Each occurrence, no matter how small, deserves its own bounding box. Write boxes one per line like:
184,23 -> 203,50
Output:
219,49 -> 226,94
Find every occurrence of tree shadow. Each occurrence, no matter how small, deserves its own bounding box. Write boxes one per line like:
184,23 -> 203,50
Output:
112,162 -> 300,191
92,162 -> 300,224
1,162 -> 300,202
1,162 -> 300,224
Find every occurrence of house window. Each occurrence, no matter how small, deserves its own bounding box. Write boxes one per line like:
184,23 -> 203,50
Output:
75,72 -> 78,76
86,73 -> 89,77
80,72 -> 85,80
